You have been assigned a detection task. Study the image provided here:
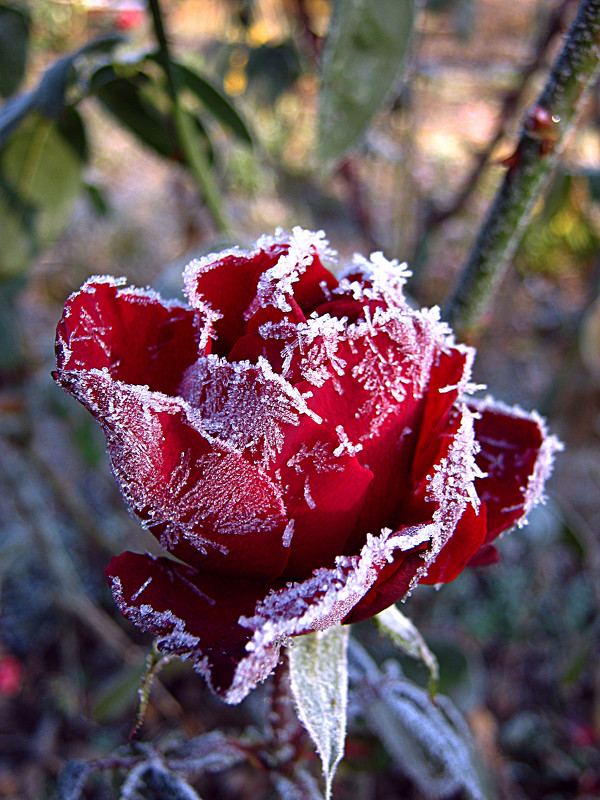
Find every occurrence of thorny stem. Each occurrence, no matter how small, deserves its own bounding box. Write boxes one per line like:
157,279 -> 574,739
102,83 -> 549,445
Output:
445,0 -> 600,336
146,0 -> 230,232
422,0 -> 577,233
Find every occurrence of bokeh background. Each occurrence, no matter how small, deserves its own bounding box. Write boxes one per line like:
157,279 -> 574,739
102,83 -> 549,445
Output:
1,1 -> 599,798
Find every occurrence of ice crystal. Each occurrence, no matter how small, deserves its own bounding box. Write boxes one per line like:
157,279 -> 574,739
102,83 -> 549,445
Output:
180,354 -> 322,465
337,251 -> 412,306
245,227 -> 337,318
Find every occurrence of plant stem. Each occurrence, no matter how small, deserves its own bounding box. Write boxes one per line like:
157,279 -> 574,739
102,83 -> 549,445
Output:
146,0 -> 230,232
445,0 -> 600,336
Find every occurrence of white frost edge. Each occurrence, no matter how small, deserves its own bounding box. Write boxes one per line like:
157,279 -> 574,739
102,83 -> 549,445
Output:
182,227 -> 338,312
221,525 -> 433,704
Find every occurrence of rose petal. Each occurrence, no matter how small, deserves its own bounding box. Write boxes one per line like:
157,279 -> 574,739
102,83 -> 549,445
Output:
55,369 -> 290,580
107,523 -> 434,704
296,304 -> 461,544
236,524 -> 434,701
106,552 -> 270,700
468,397 -> 563,543
418,502 -> 487,585
409,345 -> 476,483
183,229 -> 338,355
55,277 -> 203,396
342,546 -> 427,624
243,228 -> 338,321
268,416 -> 373,580
184,245 -> 285,353
179,354 -> 321,468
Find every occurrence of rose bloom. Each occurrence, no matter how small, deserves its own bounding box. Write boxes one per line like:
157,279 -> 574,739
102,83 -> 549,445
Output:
54,228 -> 560,703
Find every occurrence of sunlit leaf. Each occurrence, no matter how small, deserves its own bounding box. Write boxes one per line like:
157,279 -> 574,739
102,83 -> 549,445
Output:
288,626 -> 348,800
0,114 -> 82,276
318,0 -> 417,162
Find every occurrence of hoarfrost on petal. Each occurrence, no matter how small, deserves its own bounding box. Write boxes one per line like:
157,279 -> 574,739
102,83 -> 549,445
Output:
245,227 -> 338,318
181,354 -> 322,465
223,525 -> 433,704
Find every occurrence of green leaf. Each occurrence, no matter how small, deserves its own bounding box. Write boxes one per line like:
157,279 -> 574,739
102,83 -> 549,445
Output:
90,64 -> 214,163
0,3 -> 30,97
0,34 -> 123,147
167,59 -> 253,146
0,113 -> 83,277
92,67 -> 179,158
375,604 -> 439,697
349,639 -> 490,800
288,626 -> 349,800
318,0 -> 417,162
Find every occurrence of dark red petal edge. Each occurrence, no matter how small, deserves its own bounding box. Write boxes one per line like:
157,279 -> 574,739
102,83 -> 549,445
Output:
469,396 -> 563,545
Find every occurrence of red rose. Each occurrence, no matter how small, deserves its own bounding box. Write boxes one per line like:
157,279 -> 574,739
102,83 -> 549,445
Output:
53,227 -> 560,703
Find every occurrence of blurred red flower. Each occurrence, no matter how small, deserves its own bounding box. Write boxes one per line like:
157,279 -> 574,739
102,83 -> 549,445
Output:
53,228 -> 560,702
0,655 -> 22,697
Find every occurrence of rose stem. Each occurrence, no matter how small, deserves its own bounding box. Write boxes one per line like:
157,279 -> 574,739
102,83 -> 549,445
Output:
444,0 -> 600,337
146,0 -> 230,232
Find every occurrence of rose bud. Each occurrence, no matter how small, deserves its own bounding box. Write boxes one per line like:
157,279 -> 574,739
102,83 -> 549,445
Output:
53,228 -> 561,703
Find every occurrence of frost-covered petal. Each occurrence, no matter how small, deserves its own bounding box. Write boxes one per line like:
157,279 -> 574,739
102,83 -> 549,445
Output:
269,417 -> 373,580
183,245 -> 284,353
55,277 -> 204,396
183,228 -> 338,355
106,552 -> 270,700
55,369 -> 290,580
297,304 -> 462,544
468,397 -> 563,544
180,354 -> 322,468
418,502 -> 487,585
409,345 -> 477,483
106,525 -> 433,705
233,525 -> 434,704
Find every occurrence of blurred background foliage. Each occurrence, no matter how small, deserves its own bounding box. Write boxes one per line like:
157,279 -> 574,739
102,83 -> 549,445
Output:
1,0 -> 600,798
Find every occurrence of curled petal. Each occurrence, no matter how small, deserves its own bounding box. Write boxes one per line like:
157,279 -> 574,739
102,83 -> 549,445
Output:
469,397 -> 563,544
183,228 -> 338,354
55,369 -> 290,581
106,552 -> 269,700
55,277 -> 204,396
235,525 -> 434,703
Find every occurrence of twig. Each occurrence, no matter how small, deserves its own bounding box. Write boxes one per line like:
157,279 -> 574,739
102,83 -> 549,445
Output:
445,0 -> 600,335
423,0 -> 577,233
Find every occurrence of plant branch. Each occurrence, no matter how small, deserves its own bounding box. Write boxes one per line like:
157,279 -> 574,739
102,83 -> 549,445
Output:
423,0 -> 577,233
445,0 -> 600,335
146,0 -> 229,232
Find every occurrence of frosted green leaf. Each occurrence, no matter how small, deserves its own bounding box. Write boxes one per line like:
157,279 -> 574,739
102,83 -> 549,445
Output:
349,640 -> 491,800
318,0 -> 417,163
375,604 -> 439,696
288,625 -> 349,800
